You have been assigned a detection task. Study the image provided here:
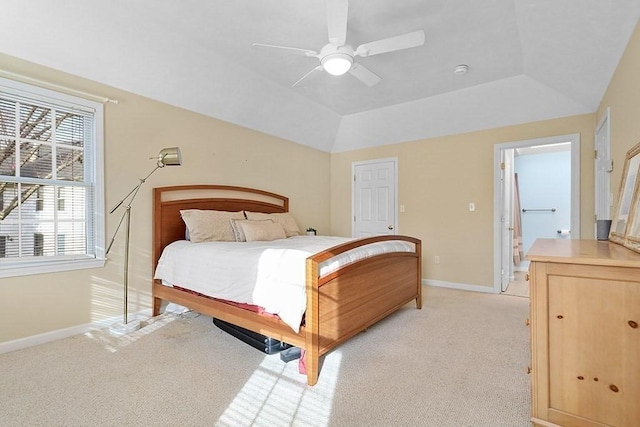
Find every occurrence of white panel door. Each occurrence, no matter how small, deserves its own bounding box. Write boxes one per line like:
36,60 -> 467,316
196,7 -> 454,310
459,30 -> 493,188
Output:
353,159 -> 397,237
500,149 -> 515,292
595,108 -> 611,222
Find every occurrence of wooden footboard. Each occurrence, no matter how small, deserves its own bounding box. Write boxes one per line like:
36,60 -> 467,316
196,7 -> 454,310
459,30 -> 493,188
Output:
151,185 -> 422,386
304,235 -> 422,385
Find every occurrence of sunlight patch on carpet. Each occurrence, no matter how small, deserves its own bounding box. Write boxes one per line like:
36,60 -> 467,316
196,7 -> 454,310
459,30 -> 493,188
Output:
216,350 -> 342,427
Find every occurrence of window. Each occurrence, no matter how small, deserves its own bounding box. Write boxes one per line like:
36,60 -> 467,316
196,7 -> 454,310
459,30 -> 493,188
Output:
57,187 -> 65,211
33,233 -> 44,257
0,77 -> 105,277
35,186 -> 44,211
57,233 -> 66,254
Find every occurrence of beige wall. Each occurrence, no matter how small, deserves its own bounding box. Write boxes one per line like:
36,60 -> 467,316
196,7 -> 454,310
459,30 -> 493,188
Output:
597,21 -> 640,213
2,20 -> 639,344
330,21 -> 640,290
0,54 -> 331,343
331,115 -> 596,289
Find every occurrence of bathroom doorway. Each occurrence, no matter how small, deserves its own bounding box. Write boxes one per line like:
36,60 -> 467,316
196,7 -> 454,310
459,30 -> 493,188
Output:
493,134 -> 581,294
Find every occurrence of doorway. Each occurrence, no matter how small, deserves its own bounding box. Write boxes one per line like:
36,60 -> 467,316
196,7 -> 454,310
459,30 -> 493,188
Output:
352,158 -> 398,237
595,108 -> 612,229
493,134 -> 581,294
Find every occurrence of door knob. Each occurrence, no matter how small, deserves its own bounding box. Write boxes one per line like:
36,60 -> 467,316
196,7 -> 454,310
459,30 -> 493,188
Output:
388,225 -> 393,230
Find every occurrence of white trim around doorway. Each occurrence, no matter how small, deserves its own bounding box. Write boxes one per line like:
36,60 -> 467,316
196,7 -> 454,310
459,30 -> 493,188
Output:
492,133 -> 581,294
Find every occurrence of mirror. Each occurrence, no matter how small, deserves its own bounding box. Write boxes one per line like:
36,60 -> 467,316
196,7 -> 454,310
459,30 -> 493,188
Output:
610,141 -> 640,248
624,156 -> 640,253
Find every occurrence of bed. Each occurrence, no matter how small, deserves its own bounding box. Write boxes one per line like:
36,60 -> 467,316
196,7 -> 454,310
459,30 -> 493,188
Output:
152,185 -> 422,386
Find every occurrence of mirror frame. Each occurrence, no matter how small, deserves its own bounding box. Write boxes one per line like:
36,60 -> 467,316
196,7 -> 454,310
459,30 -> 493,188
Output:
610,141 -> 640,249
624,150 -> 640,253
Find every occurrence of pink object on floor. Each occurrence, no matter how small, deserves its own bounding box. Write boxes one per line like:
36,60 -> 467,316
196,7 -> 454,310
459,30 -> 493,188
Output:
298,349 -> 307,374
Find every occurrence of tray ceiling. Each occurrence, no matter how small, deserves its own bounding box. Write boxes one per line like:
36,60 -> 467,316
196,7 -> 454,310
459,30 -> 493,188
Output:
0,0 -> 638,152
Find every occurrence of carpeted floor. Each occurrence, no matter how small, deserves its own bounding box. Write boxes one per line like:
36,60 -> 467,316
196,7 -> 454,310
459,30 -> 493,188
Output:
0,286 -> 531,426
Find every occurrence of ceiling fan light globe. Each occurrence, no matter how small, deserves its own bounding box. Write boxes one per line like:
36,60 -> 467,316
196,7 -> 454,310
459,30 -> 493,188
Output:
321,53 -> 353,75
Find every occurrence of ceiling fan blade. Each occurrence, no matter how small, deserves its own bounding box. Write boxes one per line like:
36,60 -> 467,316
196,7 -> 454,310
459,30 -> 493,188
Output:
326,0 -> 348,46
252,43 -> 318,57
348,63 -> 381,87
355,30 -> 425,58
292,66 -> 323,87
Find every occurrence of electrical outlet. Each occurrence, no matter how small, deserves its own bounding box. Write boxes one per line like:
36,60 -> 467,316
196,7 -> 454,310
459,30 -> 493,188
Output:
469,202 -> 475,212
434,255 -> 440,264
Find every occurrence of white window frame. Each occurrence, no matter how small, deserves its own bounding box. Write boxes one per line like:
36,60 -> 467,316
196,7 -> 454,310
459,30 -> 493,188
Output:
0,77 -> 105,277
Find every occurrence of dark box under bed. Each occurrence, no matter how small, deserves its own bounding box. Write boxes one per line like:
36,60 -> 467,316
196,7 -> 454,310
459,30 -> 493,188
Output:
213,317 -> 292,354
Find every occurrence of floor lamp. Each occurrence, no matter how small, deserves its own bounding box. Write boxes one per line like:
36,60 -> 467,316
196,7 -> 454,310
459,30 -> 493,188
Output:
106,147 -> 182,336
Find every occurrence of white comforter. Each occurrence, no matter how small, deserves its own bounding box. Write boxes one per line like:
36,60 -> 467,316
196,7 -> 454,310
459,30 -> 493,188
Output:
154,235 -> 415,332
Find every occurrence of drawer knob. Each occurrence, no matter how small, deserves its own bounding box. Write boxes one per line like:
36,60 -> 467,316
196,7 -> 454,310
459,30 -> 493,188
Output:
610,384 -> 619,393
525,273 -> 530,282
525,318 -> 530,326
526,366 -> 531,374
577,376 -> 584,380
629,320 -> 638,329
557,315 -> 564,319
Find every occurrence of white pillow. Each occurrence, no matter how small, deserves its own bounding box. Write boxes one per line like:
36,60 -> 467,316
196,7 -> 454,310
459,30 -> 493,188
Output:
240,220 -> 286,242
230,218 -> 273,242
180,209 -> 245,243
245,212 -> 301,237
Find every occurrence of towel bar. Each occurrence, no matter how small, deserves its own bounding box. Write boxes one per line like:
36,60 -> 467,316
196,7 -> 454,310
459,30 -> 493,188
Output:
522,208 -> 556,213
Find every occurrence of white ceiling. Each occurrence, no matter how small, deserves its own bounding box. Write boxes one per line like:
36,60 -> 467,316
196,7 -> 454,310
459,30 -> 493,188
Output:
0,1 -> 638,153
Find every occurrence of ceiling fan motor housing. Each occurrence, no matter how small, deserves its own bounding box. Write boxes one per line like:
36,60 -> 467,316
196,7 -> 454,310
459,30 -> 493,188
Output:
251,0 -> 425,86
320,44 -> 354,75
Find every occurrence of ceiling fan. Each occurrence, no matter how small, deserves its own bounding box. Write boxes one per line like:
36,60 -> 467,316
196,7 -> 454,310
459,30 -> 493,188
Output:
252,0 -> 425,87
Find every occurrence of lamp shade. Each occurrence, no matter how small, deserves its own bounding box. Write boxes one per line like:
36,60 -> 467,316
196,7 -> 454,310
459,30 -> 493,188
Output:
158,147 -> 182,167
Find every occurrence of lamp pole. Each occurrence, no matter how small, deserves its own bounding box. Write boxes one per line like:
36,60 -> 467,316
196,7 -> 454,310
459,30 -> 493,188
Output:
106,171 -> 155,334
122,205 -> 132,325
106,148 -> 181,336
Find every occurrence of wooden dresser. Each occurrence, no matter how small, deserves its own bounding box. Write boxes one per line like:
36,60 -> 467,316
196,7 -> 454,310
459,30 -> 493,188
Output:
527,239 -> 640,427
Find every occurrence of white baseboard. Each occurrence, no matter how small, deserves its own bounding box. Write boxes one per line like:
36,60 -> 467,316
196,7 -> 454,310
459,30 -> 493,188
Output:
423,279 -> 499,294
0,309 -> 152,355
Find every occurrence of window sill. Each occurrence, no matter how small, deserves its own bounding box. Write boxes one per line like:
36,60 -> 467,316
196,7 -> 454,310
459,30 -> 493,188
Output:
0,258 -> 106,278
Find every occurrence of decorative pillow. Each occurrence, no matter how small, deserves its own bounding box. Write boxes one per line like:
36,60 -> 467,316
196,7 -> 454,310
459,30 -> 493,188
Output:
180,209 -> 245,243
230,218 -> 274,242
245,212 -> 301,237
240,220 -> 286,242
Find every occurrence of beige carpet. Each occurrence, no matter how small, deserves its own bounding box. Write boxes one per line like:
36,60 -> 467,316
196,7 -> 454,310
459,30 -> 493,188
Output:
0,286 -> 530,426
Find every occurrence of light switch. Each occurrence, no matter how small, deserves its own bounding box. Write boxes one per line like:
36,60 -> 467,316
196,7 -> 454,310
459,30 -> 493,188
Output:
400,204 -> 405,212
469,202 -> 475,212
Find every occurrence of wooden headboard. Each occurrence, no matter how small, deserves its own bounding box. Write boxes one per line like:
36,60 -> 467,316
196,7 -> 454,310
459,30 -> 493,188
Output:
152,185 -> 289,270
